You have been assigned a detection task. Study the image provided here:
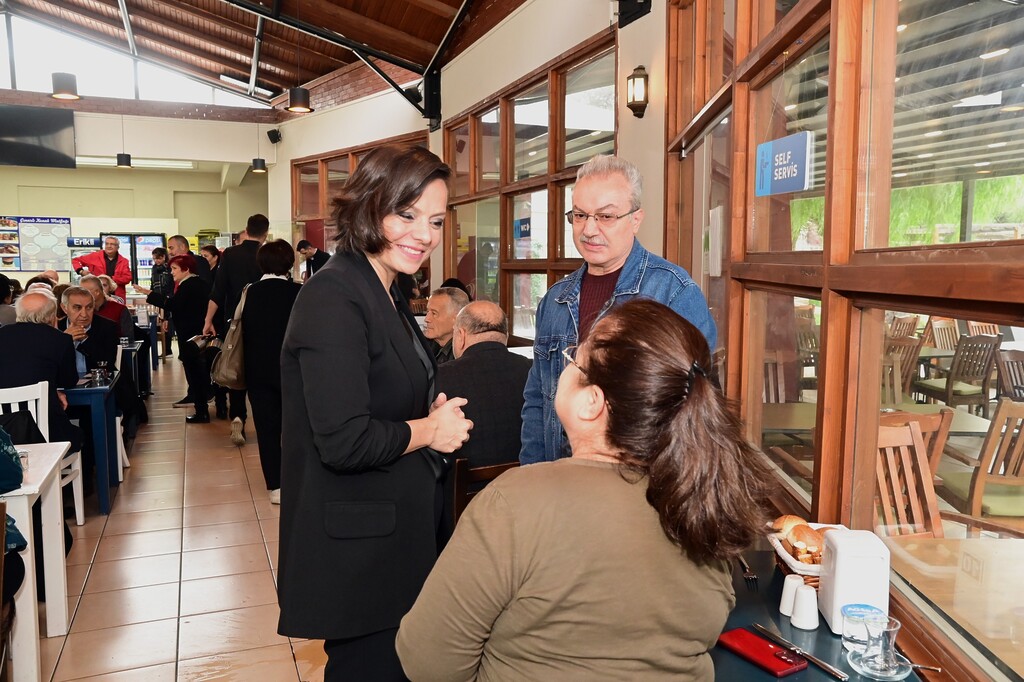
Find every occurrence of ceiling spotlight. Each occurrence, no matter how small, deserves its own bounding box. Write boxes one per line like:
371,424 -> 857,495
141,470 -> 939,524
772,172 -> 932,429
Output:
286,87 -> 314,113
51,72 -> 80,100
116,153 -> 133,169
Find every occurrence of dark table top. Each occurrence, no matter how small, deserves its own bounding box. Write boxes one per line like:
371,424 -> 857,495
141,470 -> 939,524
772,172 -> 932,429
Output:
713,548 -> 920,681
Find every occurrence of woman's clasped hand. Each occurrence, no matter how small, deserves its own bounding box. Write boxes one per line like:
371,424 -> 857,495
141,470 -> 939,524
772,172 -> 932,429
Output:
425,393 -> 472,452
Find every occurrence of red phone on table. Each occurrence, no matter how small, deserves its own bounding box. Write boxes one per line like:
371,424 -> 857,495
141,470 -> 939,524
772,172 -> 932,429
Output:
718,627 -> 809,677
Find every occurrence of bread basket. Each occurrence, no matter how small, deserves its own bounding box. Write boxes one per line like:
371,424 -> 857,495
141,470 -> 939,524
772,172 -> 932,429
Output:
767,523 -> 846,589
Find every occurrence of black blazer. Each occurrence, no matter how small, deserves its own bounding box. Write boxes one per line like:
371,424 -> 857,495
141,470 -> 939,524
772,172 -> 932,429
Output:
241,278 -> 301,390
146,275 -> 210,343
0,322 -> 81,445
306,249 -> 330,278
59,315 -> 119,371
277,250 -> 439,640
210,240 -> 261,322
435,341 -> 531,467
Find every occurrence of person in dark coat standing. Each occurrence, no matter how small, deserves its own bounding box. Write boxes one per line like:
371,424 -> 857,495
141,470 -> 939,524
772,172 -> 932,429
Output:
296,239 -> 330,281
138,255 -> 212,423
204,215 -> 268,444
241,240 -> 301,504
277,145 -> 473,681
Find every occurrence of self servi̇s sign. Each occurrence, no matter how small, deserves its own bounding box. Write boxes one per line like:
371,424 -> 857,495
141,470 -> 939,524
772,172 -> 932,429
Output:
754,131 -> 815,197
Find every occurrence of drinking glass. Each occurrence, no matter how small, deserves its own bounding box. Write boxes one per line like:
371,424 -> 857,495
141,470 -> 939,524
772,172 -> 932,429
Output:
848,616 -> 912,680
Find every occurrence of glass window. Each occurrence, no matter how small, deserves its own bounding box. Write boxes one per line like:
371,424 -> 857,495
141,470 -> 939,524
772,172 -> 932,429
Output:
454,199 -> 500,303
511,190 -> 548,260
707,0 -> 737,92
477,107 -> 501,191
138,62 -> 213,104
297,162 -> 320,218
513,82 -> 549,182
0,20 -> 10,90
450,121 -> 470,196
212,89 -> 270,109
510,273 -> 547,340
564,50 -> 614,167
748,38 -> 830,252
863,4 -> 1024,249
562,185 -> 581,260
326,158 -> 350,203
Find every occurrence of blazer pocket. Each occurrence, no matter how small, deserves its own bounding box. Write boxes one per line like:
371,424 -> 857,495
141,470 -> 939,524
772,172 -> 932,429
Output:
324,501 -> 396,539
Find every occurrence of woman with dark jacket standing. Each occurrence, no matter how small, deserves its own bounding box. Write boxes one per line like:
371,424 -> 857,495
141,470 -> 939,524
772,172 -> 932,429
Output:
277,144 -> 473,681
241,240 -> 301,504
137,254 -> 211,423
200,244 -> 228,418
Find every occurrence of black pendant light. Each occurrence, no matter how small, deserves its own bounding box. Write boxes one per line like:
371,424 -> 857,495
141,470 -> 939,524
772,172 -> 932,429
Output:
51,72 -> 80,100
286,86 -> 313,113
252,124 -> 268,173
117,113 -> 132,168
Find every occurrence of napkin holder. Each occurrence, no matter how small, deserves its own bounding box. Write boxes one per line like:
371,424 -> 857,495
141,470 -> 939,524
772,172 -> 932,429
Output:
818,530 -> 890,634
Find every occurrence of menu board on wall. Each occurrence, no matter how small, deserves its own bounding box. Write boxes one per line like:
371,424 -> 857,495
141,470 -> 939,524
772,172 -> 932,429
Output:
0,215 -> 71,272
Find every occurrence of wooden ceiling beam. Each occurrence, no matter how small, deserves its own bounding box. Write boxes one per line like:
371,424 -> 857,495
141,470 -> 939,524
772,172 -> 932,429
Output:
402,0 -> 458,19
307,1 -> 436,64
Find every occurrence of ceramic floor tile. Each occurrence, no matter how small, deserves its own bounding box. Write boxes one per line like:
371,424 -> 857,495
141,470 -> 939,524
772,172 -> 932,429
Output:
254,499 -> 280,520
183,458 -> 245,475
181,543 -> 270,581
182,520 -> 263,552
110,490 -> 184,515
179,570 -> 278,616
83,553 -> 181,593
117,473 -> 184,496
95,528 -> 183,562
103,508 -> 183,536
62,662 -> 177,681
67,563 -> 91,596
183,469 -> 250,489
53,618 -> 178,681
265,541 -> 279,570
71,582 -> 180,633
67,536 -> 101,566
130,440 -> 186,453
177,603 -> 287,660
259,517 -> 279,542
40,634 -> 66,681
178,643 -> 299,681
126,460 -> 186,477
293,638 -> 327,682
69,515 -> 108,540
183,501 -> 257,527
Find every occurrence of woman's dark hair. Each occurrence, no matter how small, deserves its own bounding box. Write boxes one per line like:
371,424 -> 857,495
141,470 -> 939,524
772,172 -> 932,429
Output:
581,298 -> 772,563
152,246 -> 167,260
440,277 -> 471,299
169,254 -> 197,274
200,244 -> 220,260
257,239 -> 295,275
331,144 -> 451,255
52,284 -> 70,319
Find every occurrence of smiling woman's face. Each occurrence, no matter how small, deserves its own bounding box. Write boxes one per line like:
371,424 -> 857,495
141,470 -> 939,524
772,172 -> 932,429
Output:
368,178 -> 447,286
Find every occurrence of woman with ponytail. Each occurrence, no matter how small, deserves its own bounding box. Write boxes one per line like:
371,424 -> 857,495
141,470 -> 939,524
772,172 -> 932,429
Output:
398,298 -> 773,681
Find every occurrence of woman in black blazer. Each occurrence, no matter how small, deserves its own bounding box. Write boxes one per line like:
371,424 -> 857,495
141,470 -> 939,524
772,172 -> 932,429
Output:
277,145 -> 473,681
241,240 -> 301,503
138,254 -> 211,422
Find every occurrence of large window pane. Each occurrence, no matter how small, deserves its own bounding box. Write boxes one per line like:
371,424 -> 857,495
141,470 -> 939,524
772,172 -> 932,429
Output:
707,0 -> 737,93
0,21 -> 10,90
478,107 -> 501,190
296,162 -> 320,217
450,121 -> 470,196
454,199 -> 500,302
513,82 -> 549,181
564,50 -> 614,167
510,273 -> 547,339
562,185 -> 581,260
863,3 -> 1024,248
138,62 -> 213,104
511,190 -> 548,260
326,158 -> 350,202
748,38 -> 830,252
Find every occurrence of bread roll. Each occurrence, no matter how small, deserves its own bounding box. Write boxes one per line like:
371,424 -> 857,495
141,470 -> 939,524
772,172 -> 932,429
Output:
772,514 -> 807,539
788,524 -> 824,549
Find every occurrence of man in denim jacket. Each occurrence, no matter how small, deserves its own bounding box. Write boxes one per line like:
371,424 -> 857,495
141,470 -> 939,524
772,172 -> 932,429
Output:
519,156 -> 717,464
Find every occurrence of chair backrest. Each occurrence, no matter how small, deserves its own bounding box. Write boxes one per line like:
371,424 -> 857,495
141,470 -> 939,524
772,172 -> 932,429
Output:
930,318 -> 961,351
763,350 -> 786,404
889,315 -> 919,338
885,334 -> 924,394
948,333 -> 1003,387
997,350 -> 1024,401
966,321 -> 999,336
881,356 -> 903,406
453,458 -> 519,523
879,407 -> 954,476
875,422 -> 945,538
0,381 -> 49,441
966,398 -> 1024,517
114,344 -> 124,371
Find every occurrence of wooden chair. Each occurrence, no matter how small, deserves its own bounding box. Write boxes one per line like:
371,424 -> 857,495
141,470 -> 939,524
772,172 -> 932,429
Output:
875,422 -> 1023,538
0,381 -> 85,525
939,398 -> 1024,534
763,351 -> 786,404
881,356 -> 903,406
113,346 -> 130,481
996,350 -> 1024,402
913,333 -> 1002,418
452,458 -> 519,524
966,321 -> 999,336
930,317 -> 960,351
879,407 -> 953,477
888,314 -> 919,338
885,334 -> 924,395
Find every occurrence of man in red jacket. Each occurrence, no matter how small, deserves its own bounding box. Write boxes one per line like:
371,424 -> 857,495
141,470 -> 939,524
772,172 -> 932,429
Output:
72,236 -> 133,299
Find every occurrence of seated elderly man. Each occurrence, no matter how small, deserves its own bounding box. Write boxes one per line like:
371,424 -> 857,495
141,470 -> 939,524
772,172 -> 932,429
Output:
0,290 -> 83,452
80,275 -> 133,339
59,286 -> 119,376
423,286 -> 470,365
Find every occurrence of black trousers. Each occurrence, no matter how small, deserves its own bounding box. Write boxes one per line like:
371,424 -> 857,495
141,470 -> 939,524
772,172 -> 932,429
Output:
323,628 -> 407,682
247,383 -> 281,490
228,388 -> 247,421
179,344 -> 209,416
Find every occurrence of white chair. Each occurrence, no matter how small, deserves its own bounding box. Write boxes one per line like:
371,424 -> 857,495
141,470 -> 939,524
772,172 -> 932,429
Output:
113,346 -> 130,480
0,380 -> 85,525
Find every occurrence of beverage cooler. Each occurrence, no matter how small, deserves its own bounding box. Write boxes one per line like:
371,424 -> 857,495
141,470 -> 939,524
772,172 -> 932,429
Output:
99,233 -> 166,285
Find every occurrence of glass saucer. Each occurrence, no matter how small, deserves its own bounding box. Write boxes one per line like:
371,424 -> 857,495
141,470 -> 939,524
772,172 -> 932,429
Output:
847,650 -> 913,681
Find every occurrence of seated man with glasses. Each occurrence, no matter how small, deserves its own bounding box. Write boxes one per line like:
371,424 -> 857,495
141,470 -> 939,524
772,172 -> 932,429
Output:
520,155 -> 716,464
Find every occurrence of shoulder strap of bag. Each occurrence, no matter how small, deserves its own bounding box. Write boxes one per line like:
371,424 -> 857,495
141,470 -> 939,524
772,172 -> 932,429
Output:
232,283 -> 251,320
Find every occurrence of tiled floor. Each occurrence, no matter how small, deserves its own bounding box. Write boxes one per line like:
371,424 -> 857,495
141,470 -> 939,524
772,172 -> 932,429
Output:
33,352 -> 327,681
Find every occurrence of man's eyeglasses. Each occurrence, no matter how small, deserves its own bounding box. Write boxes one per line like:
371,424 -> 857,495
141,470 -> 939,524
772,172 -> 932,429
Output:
564,209 -> 639,227
562,345 -> 587,377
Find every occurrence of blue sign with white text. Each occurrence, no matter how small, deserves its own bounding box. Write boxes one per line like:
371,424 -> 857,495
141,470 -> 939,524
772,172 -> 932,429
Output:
755,131 -> 815,197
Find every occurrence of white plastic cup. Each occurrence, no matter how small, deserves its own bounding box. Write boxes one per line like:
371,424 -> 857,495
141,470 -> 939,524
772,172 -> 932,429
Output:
779,574 -> 804,617
790,584 -> 820,630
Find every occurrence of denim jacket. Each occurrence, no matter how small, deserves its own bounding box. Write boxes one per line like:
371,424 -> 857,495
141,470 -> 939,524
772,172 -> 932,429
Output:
519,239 -> 717,464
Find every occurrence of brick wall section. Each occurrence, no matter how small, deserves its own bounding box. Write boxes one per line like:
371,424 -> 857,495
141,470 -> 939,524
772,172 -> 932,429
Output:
0,88 -> 281,122
271,59 -> 420,117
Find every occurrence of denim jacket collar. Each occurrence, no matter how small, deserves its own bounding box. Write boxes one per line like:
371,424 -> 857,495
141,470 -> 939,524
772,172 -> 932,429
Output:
554,238 -> 647,305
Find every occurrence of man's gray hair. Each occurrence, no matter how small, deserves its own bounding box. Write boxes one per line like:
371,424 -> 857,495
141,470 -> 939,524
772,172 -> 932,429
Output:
61,285 -> 92,307
576,155 -> 643,210
431,287 -> 470,314
15,291 -> 58,324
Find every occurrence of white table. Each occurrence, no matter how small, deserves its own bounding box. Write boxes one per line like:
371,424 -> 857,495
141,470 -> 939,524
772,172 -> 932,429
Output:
2,441 -> 71,682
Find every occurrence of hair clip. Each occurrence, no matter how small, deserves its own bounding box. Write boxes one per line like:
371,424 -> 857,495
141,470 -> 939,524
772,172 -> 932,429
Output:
690,362 -> 707,378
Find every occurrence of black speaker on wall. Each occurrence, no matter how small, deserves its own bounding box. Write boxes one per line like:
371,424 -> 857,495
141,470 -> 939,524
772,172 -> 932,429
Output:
267,129 -> 282,144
